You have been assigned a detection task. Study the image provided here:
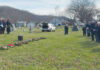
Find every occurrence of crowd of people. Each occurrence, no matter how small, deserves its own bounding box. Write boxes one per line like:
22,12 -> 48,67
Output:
0,18 -> 12,34
82,21 -> 100,42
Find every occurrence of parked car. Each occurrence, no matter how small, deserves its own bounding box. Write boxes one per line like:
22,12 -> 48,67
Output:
42,22 -> 56,32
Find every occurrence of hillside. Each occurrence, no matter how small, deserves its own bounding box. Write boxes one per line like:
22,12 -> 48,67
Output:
0,6 -> 69,24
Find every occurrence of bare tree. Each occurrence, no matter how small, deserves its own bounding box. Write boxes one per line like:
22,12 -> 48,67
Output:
67,0 -> 96,23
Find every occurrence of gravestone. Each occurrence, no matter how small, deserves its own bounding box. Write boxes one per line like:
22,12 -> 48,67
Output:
72,25 -> 79,31
27,22 -> 35,33
12,24 -> 16,31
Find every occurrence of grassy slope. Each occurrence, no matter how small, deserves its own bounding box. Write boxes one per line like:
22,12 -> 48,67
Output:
0,27 -> 100,70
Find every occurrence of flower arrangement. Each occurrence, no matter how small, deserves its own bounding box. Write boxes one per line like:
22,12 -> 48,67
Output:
14,41 -> 22,46
0,37 -> 46,50
28,39 -> 33,42
25,40 -> 29,44
32,38 -> 39,41
32,38 -> 35,41
8,44 -> 15,48
40,37 -> 46,39
21,40 -> 26,44
0,46 -> 8,50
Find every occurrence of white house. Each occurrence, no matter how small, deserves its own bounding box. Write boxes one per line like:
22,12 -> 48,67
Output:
93,13 -> 100,21
15,21 -> 27,27
49,18 -> 66,26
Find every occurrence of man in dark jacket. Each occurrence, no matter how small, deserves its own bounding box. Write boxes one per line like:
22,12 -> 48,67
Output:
82,26 -> 86,36
6,19 -> 12,34
94,22 -> 99,42
98,24 -> 100,42
90,22 -> 95,41
64,24 -> 68,35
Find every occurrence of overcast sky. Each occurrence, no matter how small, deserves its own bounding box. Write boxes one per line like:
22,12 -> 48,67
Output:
0,0 -> 100,15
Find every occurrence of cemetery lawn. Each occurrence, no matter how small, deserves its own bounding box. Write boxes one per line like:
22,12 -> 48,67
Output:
0,27 -> 100,70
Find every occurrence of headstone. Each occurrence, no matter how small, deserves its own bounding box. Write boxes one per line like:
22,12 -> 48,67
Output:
27,22 -> 35,32
72,25 -> 79,31
12,24 -> 16,31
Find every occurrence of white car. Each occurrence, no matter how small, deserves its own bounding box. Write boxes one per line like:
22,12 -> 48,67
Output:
48,23 -> 56,31
42,23 -> 56,32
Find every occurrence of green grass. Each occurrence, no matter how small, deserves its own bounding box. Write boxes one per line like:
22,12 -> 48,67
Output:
0,27 -> 100,70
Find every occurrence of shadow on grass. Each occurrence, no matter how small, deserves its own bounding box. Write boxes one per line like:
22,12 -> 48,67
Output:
75,35 -> 84,38
79,41 -> 99,48
79,40 -> 100,53
75,35 -> 92,39
92,48 -> 100,52
33,31 -> 42,33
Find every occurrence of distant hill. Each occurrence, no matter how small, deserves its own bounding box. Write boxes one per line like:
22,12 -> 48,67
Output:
0,6 -> 69,24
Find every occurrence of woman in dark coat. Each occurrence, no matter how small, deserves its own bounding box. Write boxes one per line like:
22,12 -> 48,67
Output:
6,19 -> 12,34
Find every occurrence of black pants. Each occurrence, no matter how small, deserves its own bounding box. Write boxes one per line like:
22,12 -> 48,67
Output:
83,31 -> 86,36
65,29 -> 68,35
0,27 -> 3,34
91,32 -> 95,41
7,27 -> 11,34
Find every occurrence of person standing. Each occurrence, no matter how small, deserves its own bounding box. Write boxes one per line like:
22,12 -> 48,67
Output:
64,24 -> 69,35
98,24 -> 100,42
87,28 -> 91,37
82,26 -> 86,36
0,20 -> 3,34
94,23 -> 99,42
86,23 -> 91,37
90,22 -> 95,41
1,19 -> 6,34
6,19 -> 12,34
